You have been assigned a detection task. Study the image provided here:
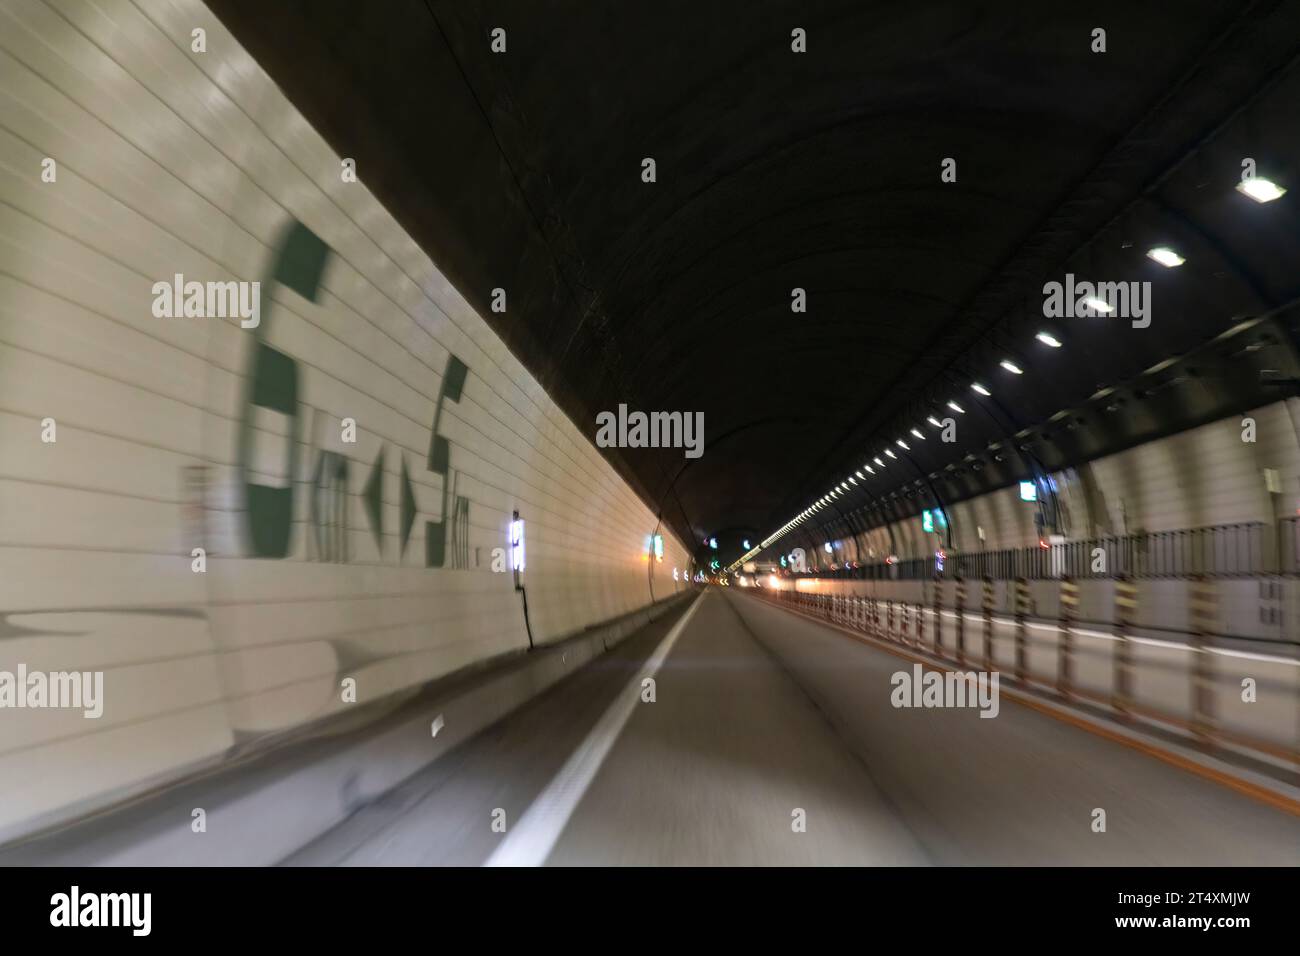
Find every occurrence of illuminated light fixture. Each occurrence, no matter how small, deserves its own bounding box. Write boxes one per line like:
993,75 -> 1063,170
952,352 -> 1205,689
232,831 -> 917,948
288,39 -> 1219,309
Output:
1236,177 -> 1286,203
709,537 -> 717,550
1083,296 -> 1113,314
824,542 -> 833,554
1000,359 -> 1023,374
1036,332 -> 1062,348
971,383 -> 990,396
884,449 -> 897,459
510,515 -> 526,572
864,464 -> 876,474
873,457 -> 885,467
947,400 -> 965,414
849,477 -> 858,486
742,539 -> 750,550
910,428 -> 925,440
926,416 -> 942,428
1146,246 -> 1185,268
896,439 -> 910,450
1019,480 -> 1037,502
855,470 -> 865,479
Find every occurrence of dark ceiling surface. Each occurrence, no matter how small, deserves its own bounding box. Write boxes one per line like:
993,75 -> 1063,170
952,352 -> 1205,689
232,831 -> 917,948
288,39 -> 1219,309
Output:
209,0 -> 1300,559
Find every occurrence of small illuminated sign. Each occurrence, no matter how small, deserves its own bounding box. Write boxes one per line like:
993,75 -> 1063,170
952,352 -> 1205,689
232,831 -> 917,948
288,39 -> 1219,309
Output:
1019,481 -> 1037,502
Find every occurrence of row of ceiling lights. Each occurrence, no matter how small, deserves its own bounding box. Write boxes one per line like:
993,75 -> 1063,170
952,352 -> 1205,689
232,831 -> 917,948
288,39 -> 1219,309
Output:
728,175 -> 1287,573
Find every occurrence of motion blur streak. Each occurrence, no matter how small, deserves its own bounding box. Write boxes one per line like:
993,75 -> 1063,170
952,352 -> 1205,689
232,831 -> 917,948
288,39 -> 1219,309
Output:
1,0 -> 1299,867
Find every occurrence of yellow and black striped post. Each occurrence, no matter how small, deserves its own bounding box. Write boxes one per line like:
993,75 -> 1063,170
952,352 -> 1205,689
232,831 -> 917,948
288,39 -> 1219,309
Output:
982,577 -> 994,668
932,577 -> 943,652
1014,578 -> 1031,680
1057,577 -> 1079,696
955,576 -> 967,664
1189,574 -> 1217,741
1112,575 -> 1137,715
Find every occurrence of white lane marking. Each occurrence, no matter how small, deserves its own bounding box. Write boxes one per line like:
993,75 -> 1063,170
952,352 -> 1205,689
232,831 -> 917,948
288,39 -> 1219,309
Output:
484,591 -> 707,867
919,608 -> 1298,666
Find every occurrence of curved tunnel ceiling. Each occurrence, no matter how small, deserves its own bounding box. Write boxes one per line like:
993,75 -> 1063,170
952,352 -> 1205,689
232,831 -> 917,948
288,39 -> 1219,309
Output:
209,0 -> 1300,562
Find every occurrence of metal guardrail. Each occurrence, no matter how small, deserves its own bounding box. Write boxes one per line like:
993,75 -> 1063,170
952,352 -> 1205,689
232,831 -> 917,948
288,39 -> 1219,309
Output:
801,521 -> 1267,581
754,581 -> 1299,769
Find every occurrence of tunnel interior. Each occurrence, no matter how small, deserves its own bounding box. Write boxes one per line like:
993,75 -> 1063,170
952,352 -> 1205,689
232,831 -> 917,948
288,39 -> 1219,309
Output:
209,0 -> 1300,565
2,0 -> 1300,877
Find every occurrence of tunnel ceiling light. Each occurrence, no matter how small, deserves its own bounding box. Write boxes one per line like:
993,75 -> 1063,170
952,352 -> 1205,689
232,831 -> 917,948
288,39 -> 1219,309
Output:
971,383 -> 991,396
1146,246 -> 1185,268
864,464 -> 876,474
1036,331 -> 1063,348
884,449 -> 897,459
1236,177 -> 1286,203
947,400 -> 966,414
896,439 -> 910,451
1000,359 -> 1023,374
910,428 -> 925,440
1083,296 -> 1113,314
849,477 -> 858,485
855,470 -> 865,479
926,416 -> 942,428
874,457 -> 885,467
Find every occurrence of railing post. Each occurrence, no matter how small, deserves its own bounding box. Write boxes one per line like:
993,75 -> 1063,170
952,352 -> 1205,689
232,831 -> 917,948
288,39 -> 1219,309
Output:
916,599 -> 924,646
1014,577 -> 1030,681
932,576 -> 943,653
1112,575 -> 1136,716
1189,574 -> 1217,742
955,576 -> 966,664
982,576 -> 994,668
887,599 -> 896,640
1058,576 -> 1078,696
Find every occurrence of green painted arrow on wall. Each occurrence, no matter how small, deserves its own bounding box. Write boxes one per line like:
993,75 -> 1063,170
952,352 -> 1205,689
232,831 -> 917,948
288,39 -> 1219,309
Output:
363,446 -> 385,553
400,453 -> 417,557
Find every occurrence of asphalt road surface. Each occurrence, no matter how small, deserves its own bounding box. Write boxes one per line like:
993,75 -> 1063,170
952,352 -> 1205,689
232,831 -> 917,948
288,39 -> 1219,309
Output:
286,589 -> 1300,866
